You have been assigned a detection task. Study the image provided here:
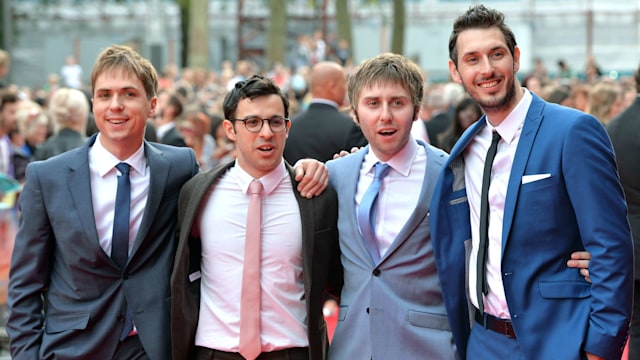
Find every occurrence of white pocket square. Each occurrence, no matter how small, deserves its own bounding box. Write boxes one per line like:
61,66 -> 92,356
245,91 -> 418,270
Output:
521,173 -> 551,184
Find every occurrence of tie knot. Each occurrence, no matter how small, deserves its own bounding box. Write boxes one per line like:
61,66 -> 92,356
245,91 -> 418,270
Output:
249,179 -> 263,195
374,163 -> 392,180
491,131 -> 501,144
116,162 -> 131,176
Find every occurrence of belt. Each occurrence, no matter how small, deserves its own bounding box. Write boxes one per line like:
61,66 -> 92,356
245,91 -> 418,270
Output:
195,346 -> 309,360
474,309 -> 516,338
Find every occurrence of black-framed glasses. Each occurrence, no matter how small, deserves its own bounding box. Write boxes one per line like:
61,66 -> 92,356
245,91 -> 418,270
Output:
231,115 -> 290,133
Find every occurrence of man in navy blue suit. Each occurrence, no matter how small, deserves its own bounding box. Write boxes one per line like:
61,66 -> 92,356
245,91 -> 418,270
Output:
431,5 -> 632,359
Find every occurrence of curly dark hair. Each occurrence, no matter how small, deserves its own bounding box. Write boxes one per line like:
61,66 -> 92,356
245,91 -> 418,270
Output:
222,74 -> 289,120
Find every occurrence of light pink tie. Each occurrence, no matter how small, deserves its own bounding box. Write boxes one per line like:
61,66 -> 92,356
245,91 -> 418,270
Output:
239,179 -> 263,360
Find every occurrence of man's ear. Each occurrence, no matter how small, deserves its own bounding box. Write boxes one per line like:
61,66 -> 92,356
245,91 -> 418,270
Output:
513,46 -> 521,74
448,59 -> 462,84
223,119 -> 237,141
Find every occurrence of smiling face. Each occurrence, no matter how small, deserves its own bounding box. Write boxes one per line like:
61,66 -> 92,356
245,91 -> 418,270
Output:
354,81 -> 417,162
449,27 -> 522,125
92,69 -> 156,159
223,94 -> 290,179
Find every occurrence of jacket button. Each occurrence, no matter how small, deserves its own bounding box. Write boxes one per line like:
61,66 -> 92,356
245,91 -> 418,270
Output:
366,307 -> 370,314
373,269 -> 381,276
117,315 -> 124,321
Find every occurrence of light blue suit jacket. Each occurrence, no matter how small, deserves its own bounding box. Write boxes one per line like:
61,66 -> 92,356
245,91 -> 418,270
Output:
431,93 -> 633,359
327,141 -> 458,359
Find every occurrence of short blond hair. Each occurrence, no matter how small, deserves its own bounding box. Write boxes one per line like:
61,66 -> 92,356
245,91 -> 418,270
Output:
90,44 -> 158,99
347,53 -> 424,111
49,87 -> 89,132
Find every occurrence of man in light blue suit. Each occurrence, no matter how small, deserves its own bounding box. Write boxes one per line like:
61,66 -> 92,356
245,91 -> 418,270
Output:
326,53 -> 458,359
431,5 -> 633,359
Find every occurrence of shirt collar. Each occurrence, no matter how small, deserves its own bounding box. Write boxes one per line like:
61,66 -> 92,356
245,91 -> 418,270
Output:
485,88 -> 532,144
235,159 -> 288,196
92,133 -> 147,177
309,98 -> 340,109
363,136 -> 419,177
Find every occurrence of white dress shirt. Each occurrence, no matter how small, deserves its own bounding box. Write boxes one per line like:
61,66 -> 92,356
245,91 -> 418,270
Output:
89,134 -> 149,257
411,119 -> 430,145
465,89 -> 532,319
195,160 -> 308,352
0,135 -> 12,175
357,137 -> 426,258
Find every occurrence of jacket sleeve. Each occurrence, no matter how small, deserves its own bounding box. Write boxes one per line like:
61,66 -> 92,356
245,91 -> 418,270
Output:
7,163 -> 51,359
564,115 -> 633,359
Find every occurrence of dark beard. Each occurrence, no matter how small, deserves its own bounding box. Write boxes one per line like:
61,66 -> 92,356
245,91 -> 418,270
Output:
464,76 -> 517,114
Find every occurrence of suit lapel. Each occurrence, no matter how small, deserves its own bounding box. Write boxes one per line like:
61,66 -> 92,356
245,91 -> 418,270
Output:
381,142 -> 446,261
501,95 -> 545,254
67,137 -> 107,259
130,142 -> 170,256
288,163 -> 316,298
342,148 -> 376,265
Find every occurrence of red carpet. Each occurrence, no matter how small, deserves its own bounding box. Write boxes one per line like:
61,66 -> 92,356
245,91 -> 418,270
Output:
324,310 -> 338,343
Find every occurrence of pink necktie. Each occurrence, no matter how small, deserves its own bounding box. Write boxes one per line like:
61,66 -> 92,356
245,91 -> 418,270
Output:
239,179 -> 263,360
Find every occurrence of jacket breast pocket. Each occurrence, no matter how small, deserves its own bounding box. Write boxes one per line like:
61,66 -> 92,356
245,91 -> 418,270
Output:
45,312 -> 91,334
520,176 -> 555,193
538,281 -> 591,299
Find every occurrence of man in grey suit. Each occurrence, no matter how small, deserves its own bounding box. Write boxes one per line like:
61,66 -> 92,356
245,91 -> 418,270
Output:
326,53 -> 457,359
171,75 -> 341,360
607,63 -> 640,359
7,45 -> 200,359
284,61 -> 367,164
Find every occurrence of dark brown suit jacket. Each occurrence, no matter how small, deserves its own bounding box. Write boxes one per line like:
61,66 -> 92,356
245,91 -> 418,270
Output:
170,160 -> 342,360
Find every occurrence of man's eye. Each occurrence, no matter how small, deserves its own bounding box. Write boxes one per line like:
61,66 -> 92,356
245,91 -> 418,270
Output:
245,118 -> 261,126
271,117 -> 284,126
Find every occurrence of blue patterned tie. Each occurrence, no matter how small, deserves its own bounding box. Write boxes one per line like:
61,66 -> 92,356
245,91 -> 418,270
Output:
112,162 -> 133,340
358,163 -> 392,263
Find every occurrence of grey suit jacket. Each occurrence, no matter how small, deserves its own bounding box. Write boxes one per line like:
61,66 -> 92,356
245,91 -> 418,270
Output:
7,134 -> 199,360
170,160 -> 342,360
326,141 -> 458,359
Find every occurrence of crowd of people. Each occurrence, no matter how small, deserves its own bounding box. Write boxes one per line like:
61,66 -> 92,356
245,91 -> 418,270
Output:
0,4 -> 637,360
0,35 -> 633,183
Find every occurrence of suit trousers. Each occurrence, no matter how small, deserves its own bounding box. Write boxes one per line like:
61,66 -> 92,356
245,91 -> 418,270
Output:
195,346 -> 309,360
112,335 -> 149,360
467,322 -> 524,360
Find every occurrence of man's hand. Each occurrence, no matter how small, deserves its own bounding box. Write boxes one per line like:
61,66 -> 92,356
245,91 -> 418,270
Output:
293,159 -> 329,198
332,147 -> 361,159
323,299 -> 339,317
567,251 -> 591,283
585,352 -> 604,360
